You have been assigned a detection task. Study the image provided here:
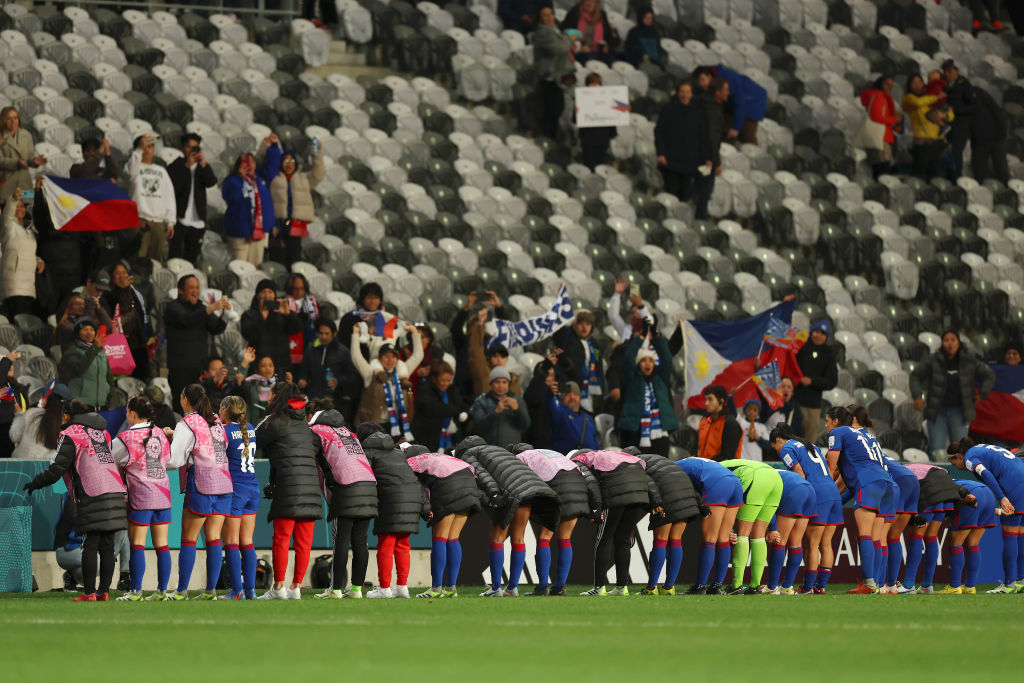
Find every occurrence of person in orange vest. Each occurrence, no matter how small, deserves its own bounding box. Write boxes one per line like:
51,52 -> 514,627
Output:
697,385 -> 742,461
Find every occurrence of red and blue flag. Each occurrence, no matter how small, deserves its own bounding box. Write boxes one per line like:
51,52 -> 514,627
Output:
971,365 -> 1024,442
41,175 -> 138,232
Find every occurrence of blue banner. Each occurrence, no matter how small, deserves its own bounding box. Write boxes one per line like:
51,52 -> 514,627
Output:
488,284 -> 574,350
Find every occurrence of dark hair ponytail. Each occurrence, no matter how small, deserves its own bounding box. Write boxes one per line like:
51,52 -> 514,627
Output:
947,437 -> 974,456
127,395 -> 158,454
267,382 -> 303,421
825,405 -> 852,427
769,423 -> 819,458
847,404 -> 873,430
182,384 -> 216,425
38,395 -> 67,449
305,396 -> 334,416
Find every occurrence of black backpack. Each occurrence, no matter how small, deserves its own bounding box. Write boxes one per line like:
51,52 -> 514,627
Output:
311,554 -> 333,588
254,558 -> 272,590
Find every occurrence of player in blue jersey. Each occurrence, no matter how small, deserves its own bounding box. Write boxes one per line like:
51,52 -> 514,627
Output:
824,405 -> 896,594
938,479 -> 996,594
676,457 -> 743,595
880,452 -> 920,594
219,396 -> 260,599
763,470 -> 816,594
948,438 -> 1024,593
770,423 -> 842,594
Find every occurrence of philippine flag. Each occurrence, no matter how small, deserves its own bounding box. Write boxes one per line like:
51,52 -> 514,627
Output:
683,300 -> 804,410
970,365 -> 1024,442
41,176 -> 138,232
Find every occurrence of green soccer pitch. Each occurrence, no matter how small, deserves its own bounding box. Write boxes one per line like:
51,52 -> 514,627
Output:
1,587 -> 1019,682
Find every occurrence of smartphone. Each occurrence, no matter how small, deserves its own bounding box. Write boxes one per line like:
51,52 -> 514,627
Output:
262,299 -> 277,311
629,284 -> 640,297
20,189 -> 34,200
311,137 -> 319,156
97,325 -> 107,337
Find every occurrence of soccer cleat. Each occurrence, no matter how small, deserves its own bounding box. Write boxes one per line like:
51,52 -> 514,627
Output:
917,586 -> 934,594
685,584 -> 708,595
441,588 -> 458,598
549,586 -> 567,596
244,589 -> 256,600
895,582 -> 913,594
257,587 -> 287,600
846,583 -> 877,595
963,586 -> 977,594
580,586 -> 607,596
812,586 -> 826,595
72,593 -> 96,602
343,587 -> 363,599
705,583 -> 724,595
365,586 -> 393,599
795,586 -> 813,595
145,591 -> 170,601
416,589 -> 444,598
504,587 -> 520,597
638,586 -> 659,595
95,593 -> 109,602
763,586 -> 782,595
1012,583 -> 1024,594
742,587 -> 760,595
607,586 -> 629,596
658,586 -> 676,596
938,585 -> 963,594
480,587 -> 506,597
314,589 -> 344,599
529,586 -> 550,596
116,591 -> 144,601
197,591 -> 218,600
986,583 -> 1011,594
779,587 -> 795,596
725,585 -> 747,596
164,591 -> 189,601
393,585 -> 411,599
218,590 -> 243,600
286,587 -> 302,600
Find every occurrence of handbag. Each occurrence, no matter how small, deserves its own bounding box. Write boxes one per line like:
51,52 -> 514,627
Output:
852,95 -> 887,151
103,332 -> 136,376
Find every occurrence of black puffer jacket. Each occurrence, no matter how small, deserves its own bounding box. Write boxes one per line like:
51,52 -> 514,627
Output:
28,413 -> 126,533
310,409 -> 377,521
257,402 -> 324,521
405,444 -> 485,521
363,430 -> 429,534
572,453 -> 660,509
917,467 -> 971,513
909,348 -> 995,422
627,449 -> 704,526
454,436 -> 560,530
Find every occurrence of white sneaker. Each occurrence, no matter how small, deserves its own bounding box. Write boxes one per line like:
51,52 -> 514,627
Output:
917,586 -> 934,594
258,586 -> 288,600
987,583 -> 1012,594
895,582 -> 913,594
479,587 -> 506,597
580,586 -> 606,596
366,586 -> 393,599
607,585 -> 629,596
504,587 -> 520,597
286,586 -> 302,600
343,587 -> 363,599
393,585 -> 410,599
315,589 -> 344,599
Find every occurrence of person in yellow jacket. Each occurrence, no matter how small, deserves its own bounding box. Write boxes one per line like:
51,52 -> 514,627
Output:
901,74 -> 954,179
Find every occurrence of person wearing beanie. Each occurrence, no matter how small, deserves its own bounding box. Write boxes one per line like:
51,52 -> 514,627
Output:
469,366 -> 531,446
616,319 -> 678,457
352,322 -> 423,443
623,6 -> 662,68
59,318 -> 114,411
794,320 -> 837,443
339,282 -> 397,346
240,279 -> 303,375
736,398 -> 770,461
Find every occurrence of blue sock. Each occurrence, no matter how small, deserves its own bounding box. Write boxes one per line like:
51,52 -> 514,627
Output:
714,542 -> 731,585
205,540 -> 222,592
177,541 -> 196,593
555,539 -> 572,589
886,541 -> 902,587
696,542 -> 715,586
156,546 -> 171,592
646,539 -> 667,589
445,540 -> 462,587
664,539 -> 683,588
1003,530 -> 1019,585
802,569 -> 817,591
949,546 -> 964,587
903,533 -> 924,587
225,544 -> 242,593
129,545 -> 145,592
507,544 -> 526,590
921,536 -> 939,587
430,537 -> 446,588
783,547 -> 803,589
815,567 -> 832,588
966,545 -> 982,587
488,543 -> 504,590
241,544 -> 257,593
535,540 -> 551,589
858,536 -> 875,583
766,543 -> 786,589
1017,533 -> 1024,583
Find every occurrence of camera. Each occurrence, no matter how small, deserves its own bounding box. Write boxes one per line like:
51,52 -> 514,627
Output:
262,299 -> 277,311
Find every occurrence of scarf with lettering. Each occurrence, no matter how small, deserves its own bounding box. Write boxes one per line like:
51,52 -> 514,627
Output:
639,380 -> 664,447
383,368 -> 413,441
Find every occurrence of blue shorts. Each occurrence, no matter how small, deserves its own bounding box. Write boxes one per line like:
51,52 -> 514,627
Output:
778,483 -> 817,518
893,474 -> 920,515
811,487 -> 845,526
922,502 -> 953,514
229,484 -> 261,517
1000,513 -> 1023,527
855,479 -> 897,519
184,475 -> 232,517
954,489 -> 997,529
1004,484 -> 1024,512
128,508 -> 172,526
704,476 -> 744,508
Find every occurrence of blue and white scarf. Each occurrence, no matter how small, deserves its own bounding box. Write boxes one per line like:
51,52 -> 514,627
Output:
382,368 -> 413,441
439,389 -> 455,452
581,337 -> 602,400
639,380 -> 665,447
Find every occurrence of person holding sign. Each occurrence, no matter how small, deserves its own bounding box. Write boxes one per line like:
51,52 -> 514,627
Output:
576,73 -> 618,170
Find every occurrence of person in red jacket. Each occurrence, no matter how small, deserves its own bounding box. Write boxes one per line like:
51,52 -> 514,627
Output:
859,75 -> 904,179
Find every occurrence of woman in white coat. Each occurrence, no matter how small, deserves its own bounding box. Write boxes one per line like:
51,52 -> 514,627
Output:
1,187 -> 45,317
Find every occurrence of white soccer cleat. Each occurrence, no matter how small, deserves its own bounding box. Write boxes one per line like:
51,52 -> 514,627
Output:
257,586 -> 288,600
393,585 -> 410,598
987,584 -> 1012,594
479,587 -> 507,597
314,589 -> 344,599
366,586 -> 393,599
895,582 -> 913,594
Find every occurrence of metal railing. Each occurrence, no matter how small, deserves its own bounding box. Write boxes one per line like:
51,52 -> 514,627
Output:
40,1 -> 303,19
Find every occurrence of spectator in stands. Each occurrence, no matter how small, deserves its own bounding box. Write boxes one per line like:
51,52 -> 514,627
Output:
623,7 -> 662,68
268,145 -> 325,268
100,263 -> 151,381
125,135 -> 176,262
603,341 -> 628,419
942,60 -> 974,179
698,385 -> 741,461
403,323 -> 455,399
222,134 -> 282,266
60,319 -> 114,411
794,320 -> 837,443
655,81 -> 712,217
693,65 -> 767,144
0,349 -> 26,458
1,189 -> 45,317
969,0 -> 1004,31
452,290 -> 509,399
910,330 -> 995,459
575,72 -> 617,171
524,352 -> 572,449
1003,344 -> 1022,366
286,274 -> 319,370
57,275 -> 114,349
167,133 -> 217,264
532,6 -> 574,140
352,323 -> 422,442
338,282 -> 395,347
736,399 -> 770,462
34,195 -> 83,307
548,380 -> 600,453
468,317 -> 522,397
412,360 -> 466,453
764,376 -> 804,437
164,274 -> 231,411
70,138 -> 120,181
967,83 -> 1010,184
241,279 -> 303,375
302,0 -> 337,28
901,74 -> 951,179
859,75 -> 903,180
560,0 -> 619,65
243,355 -> 282,422
694,76 -> 730,220
297,318 -> 358,405
469,367 -> 531,446
553,309 -> 602,412
0,106 -> 46,202
200,350 -> 252,411
609,277 -> 651,343
11,376 -> 55,461
618,320 -> 677,456
498,0 -> 551,34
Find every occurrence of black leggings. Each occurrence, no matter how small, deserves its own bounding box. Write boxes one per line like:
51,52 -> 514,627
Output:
332,517 -> 371,589
82,530 -> 117,594
594,504 -> 647,587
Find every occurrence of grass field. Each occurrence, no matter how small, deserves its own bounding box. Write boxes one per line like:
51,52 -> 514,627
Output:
2,586 -> 1019,682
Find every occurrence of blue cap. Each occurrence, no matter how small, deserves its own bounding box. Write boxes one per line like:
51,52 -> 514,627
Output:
742,398 -> 760,411
810,320 -> 831,338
